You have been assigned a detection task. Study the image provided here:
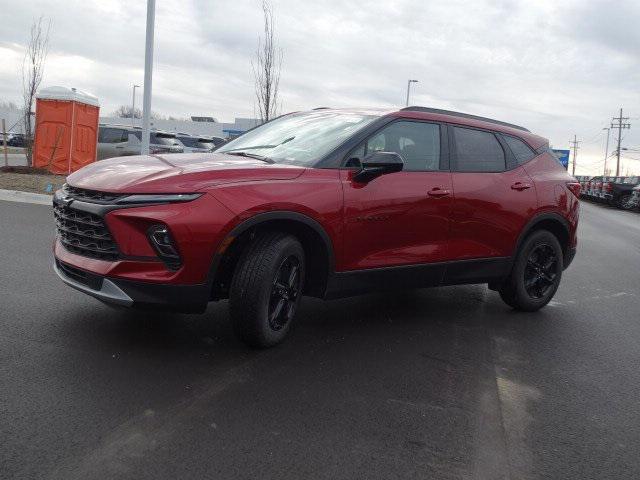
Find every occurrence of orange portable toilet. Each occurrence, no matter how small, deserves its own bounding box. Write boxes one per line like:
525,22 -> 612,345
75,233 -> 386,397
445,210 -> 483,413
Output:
33,86 -> 100,174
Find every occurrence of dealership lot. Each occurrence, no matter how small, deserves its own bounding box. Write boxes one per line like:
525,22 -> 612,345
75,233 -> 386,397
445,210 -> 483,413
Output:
1,199 -> 639,480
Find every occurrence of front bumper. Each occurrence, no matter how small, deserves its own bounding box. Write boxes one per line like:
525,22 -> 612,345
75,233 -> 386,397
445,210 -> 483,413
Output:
54,258 -> 210,313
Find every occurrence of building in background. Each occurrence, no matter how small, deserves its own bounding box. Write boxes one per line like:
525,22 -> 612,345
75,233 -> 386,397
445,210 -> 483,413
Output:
1,102 -> 259,139
98,116 -> 259,138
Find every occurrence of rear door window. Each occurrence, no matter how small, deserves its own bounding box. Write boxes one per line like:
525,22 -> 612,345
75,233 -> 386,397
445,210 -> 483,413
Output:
452,127 -> 505,172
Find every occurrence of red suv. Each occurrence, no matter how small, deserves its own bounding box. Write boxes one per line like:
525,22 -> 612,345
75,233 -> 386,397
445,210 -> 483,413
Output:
53,107 -> 580,346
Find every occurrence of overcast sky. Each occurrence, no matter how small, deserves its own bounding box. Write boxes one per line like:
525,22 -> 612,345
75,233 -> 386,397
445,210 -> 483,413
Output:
1,0 -> 639,174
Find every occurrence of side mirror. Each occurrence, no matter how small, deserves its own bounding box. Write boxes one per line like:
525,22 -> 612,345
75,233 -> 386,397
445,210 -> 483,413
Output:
353,151 -> 404,183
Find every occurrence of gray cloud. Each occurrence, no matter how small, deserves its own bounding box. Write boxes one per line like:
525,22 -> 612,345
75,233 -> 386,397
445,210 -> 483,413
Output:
0,0 -> 638,174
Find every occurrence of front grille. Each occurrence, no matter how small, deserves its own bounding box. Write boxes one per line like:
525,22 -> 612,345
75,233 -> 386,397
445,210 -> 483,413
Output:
62,184 -> 125,204
54,203 -> 119,261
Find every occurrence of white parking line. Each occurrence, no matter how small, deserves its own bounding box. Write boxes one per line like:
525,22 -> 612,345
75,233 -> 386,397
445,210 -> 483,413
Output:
0,189 -> 53,206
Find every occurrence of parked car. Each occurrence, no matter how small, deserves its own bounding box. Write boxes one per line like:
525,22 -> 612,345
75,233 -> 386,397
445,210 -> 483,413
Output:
604,176 -> 640,209
583,175 -> 602,200
175,134 -> 218,153
53,107 -> 579,347
574,175 -> 589,196
7,133 -> 27,147
210,136 -> 227,149
97,124 -> 184,160
631,184 -> 640,210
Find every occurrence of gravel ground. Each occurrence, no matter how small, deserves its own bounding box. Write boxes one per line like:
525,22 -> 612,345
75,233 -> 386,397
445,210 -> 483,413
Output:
0,171 -> 66,194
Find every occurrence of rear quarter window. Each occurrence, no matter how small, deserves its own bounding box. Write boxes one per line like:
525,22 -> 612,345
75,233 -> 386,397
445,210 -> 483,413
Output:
503,135 -> 536,164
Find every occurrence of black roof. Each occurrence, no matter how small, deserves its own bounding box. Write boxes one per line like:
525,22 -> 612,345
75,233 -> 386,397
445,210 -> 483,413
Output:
401,106 -> 530,132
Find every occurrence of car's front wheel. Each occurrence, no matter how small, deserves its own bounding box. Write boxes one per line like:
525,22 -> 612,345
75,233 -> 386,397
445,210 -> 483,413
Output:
498,230 -> 563,311
229,231 -> 305,348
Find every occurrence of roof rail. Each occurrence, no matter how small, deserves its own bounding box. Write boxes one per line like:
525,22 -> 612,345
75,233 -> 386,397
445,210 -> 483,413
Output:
401,106 -> 530,132
312,107 -> 331,110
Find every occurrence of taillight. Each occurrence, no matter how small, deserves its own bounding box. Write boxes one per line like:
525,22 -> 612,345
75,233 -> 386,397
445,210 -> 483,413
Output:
566,182 -> 581,198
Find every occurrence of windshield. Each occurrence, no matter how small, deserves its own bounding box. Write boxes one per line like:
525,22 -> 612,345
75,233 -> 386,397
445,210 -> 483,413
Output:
217,111 -> 378,165
152,133 -> 180,146
133,131 -> 181,146
177,136 -> 199,148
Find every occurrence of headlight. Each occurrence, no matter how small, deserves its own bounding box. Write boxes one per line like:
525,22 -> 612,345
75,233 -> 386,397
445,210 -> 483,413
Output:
115,193 -> 202,205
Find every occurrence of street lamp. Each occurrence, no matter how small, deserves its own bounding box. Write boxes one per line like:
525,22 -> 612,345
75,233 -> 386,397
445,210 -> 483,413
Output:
405,79 -> 418,107
131,84 -> 140,128
603,127 -> 610,176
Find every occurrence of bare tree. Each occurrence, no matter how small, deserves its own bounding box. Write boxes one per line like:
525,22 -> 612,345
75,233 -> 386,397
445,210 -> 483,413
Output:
150,111 -> 166,121
0,101 -> 19,111
112,105 -> 143,119
22,16 -> 51,166
252,0 -> 282,123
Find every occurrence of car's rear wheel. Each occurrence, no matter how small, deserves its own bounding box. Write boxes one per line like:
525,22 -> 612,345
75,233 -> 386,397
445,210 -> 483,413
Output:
229,231 -> 305,348
616,193 -> 634,210
498,230 -> 563,311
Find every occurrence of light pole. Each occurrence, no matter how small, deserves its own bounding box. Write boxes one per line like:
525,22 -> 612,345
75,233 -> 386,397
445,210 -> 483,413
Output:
131,84 -> 140,128
141,0 -> 156,155
405,79 -> 418,107
602,127 -> 610,176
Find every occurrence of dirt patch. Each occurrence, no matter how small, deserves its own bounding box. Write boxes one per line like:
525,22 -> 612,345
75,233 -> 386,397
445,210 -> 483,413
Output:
0,168 -> 66,194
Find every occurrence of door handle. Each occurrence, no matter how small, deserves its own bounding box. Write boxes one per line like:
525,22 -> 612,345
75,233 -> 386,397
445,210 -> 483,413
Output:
511,182 -> 532,191
427,187 -> 451,197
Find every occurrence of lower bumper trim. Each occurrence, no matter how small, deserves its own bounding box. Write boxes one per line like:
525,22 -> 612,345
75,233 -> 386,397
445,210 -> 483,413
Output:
53,258 -> 210,313
54,260 -> 133,306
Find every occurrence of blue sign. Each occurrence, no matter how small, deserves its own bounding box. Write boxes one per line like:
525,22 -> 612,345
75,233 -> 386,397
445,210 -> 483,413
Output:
552,149 -> 570,170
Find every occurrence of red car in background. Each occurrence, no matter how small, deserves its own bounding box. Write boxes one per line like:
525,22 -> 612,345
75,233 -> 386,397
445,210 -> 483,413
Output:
53,107 -> 580,346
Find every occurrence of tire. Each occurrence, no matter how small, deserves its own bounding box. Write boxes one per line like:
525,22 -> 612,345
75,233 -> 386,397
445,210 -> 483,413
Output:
499,230 -> 563,312
229,231 -> 305,348
616,193 -> 633,210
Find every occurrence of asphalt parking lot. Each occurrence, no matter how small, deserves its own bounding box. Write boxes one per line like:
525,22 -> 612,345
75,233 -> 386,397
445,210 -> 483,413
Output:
1,199 -> 639,480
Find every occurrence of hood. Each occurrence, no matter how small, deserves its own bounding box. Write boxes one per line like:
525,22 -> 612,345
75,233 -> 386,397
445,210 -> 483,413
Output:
67,152 -> 306,193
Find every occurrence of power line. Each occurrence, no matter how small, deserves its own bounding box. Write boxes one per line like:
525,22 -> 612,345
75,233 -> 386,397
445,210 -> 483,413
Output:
611,108 -> 631,176
569,134 -> 580,176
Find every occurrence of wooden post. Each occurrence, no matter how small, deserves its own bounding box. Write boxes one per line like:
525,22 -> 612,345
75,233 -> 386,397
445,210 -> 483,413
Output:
2,119 -> 8,168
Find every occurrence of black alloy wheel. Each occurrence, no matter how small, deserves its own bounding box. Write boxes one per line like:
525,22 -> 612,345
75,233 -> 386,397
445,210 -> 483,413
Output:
269,255 -> 301,331
229,231 -> 305,347
523,244 -> 558,299
498,229 -> 563,311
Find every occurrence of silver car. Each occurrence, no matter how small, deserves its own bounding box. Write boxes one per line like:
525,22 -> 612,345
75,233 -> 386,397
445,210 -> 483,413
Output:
175,134 -> 217,153
97,125 -> 184,160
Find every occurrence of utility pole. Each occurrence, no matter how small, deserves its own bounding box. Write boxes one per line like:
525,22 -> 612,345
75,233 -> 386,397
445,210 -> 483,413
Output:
602,127 -> 610,176
141,0 -> 156,155
611,108 -> 631,177
569,135 -> 580,176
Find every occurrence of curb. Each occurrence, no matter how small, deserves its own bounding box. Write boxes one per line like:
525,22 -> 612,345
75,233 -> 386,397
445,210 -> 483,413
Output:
0,189 -> 53,206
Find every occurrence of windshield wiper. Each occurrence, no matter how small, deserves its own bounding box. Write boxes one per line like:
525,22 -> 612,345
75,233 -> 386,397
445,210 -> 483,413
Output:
224,137 -> 295,153
225,151 -> 275,164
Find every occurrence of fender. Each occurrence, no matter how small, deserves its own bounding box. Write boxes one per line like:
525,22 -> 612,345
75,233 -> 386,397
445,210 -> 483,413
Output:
512,211 -> 571,267
205,210 -> 337,288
